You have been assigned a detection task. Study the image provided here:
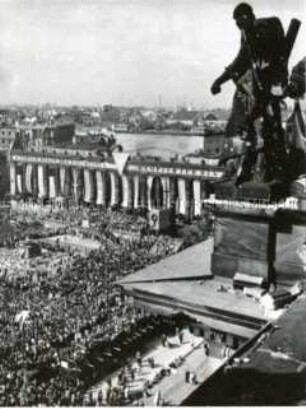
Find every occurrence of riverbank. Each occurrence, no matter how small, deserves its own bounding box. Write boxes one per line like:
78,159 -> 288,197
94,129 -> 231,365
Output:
117,130 -> 224,137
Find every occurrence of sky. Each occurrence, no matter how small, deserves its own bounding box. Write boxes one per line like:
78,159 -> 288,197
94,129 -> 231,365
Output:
0,0 -> 305,108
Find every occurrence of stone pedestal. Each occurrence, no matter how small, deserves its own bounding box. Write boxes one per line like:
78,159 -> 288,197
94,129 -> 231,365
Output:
210,203 -> 306,288
212,211 -> 274,284
274,210 -> 306,285
214,180 -> 289,202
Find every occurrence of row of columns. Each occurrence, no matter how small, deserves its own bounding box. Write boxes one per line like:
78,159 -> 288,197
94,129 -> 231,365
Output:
10,163 -> 205,217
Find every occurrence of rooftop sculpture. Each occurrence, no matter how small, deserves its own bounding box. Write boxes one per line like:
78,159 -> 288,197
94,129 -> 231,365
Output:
211,2 -> 304,197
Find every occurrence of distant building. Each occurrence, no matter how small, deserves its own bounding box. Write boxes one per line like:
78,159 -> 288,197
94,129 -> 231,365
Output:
128,109 -> 145,131
0,127 -> 17,199
164,109 -> 228,135
0,109 -> 16,126
166,110 -> 204,130
204,113 -> 218,123
74,127 -> 109,144
191,124 -> 206,135
113,123 -> 129,132
101,105 -> 122,129
17,122 -> 75,149
204,134 -> 225,158
45,123 -> 75,146
204,113 -> 227,132
0,127 -> 16,151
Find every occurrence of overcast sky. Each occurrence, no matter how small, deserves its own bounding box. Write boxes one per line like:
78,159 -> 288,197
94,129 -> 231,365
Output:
0,0 -> 305,108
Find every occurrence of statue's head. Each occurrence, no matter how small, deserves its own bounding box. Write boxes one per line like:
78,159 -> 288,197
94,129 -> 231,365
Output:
233,3 -> 255,32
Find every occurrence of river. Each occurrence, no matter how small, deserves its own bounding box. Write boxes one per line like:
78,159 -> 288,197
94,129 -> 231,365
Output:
115,133 -> 204,159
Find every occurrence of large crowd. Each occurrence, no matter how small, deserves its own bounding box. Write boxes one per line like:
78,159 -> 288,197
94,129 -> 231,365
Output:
0,205 -> 190,406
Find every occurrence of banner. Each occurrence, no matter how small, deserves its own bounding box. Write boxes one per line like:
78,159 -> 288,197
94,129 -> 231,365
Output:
113,152 -> 129,175
25,164 -> 33,194
84,169 -> 94,203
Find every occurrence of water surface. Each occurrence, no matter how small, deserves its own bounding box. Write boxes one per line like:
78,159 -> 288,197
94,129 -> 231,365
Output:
116,133 -> 204,159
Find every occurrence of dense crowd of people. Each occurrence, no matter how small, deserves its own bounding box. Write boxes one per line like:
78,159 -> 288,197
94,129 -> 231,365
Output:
0,205 -> 192,406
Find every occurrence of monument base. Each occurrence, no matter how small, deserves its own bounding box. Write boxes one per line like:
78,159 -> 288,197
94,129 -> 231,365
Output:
212,211 -> 273,285
210,202 -> 306,289
214,180 -> 289,202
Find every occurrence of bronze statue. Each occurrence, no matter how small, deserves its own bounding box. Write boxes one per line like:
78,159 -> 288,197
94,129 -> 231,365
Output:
211,2 -> 301,187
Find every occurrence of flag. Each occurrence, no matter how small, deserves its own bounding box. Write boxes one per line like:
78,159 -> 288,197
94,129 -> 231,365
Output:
286,101 -> 306,180
287,101 -> 306,151
14,310 -> 30,330
153,390 -> 162,406
60,360 -> 69,369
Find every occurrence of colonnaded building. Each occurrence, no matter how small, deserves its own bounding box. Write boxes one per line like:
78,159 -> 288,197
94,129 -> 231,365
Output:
9,144 -> 224,218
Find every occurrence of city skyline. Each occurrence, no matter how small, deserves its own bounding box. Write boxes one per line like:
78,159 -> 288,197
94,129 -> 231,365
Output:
0,0 -> 305,107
